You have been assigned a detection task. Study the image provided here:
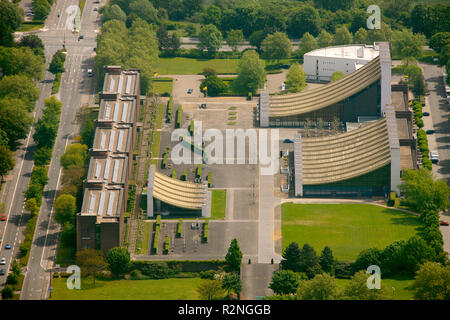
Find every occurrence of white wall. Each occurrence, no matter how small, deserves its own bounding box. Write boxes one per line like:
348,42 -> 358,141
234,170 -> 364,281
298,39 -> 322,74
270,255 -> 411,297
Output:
304,55 -> 371,82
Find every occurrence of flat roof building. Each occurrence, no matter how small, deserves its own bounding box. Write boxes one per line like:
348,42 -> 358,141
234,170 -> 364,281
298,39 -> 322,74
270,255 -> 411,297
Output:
77,66 -> 140,254
303,44 -> 380,82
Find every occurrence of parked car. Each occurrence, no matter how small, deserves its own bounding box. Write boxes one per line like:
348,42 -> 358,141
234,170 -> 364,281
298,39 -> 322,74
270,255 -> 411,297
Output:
26,12 -> 34,16
187,88 -> 193,94
430,151 -> 439,164
423,112 -> 430,116
5,244 -> 11,250
200,103 -> 207,109
281,64 -> 291,69
0,258 -> 5,265
426,129 -> 435,134
283,139 -> 294,143
440,220 -> 449,226
1,214 -> 6,221
94,7 -> 98,11
191,222 -> 195,229
0,269 -> 5,276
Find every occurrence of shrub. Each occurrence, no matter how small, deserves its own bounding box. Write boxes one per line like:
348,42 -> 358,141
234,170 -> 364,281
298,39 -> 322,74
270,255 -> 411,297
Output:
207,172 -> 212,187
203,222 -> 209,243
153,225 -> 160,254
200,270 -> 216,279
197,164 -> 202,178
60,143 -> 88,169
176,105 -> 182,128
164,236 -> 170,254
176,219 -> 183,238
156,215 -> 161,226
34,146 -> 52,166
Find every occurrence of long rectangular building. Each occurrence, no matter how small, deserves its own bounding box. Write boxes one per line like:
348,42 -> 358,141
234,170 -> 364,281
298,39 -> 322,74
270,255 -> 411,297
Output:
77,66 -> 140,254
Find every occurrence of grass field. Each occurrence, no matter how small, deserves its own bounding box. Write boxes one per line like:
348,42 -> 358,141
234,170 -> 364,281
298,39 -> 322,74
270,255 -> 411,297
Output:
210,189 -> 226,220
18,21 -> 44,32
50,277 -> 203,300
281,203 -> 422,261
155,57 -> 239,75
335,275 -> 415,300
152,78 -> 173,95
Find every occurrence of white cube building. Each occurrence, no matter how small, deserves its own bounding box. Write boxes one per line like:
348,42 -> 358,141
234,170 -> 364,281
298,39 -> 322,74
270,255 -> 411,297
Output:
303,44 -> 380,82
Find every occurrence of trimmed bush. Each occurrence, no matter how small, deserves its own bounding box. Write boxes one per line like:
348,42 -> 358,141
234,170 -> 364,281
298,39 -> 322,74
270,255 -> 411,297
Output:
164,236 -> 170,254
153,225 -> 160,254
203,221 -> 209,243
171,168 -> 176,179
176,105 -> 182,128
207,172 -> 211,187
176,219 -> 183,238
156,215 -> 161,226
196,164 -> 202,178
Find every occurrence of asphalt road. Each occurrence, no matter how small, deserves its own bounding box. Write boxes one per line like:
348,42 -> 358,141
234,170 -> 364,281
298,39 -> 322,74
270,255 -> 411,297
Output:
9,0 -> 100,300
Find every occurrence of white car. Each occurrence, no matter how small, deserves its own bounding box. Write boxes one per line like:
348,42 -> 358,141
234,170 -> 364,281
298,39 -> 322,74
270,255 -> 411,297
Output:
430,151 -> 439,164
0,258 -> 6,265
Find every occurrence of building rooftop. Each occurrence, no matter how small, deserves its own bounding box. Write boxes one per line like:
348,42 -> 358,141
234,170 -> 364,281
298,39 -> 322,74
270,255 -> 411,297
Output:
103,70 -> 139,97
304,44 -> 380,61
86,155 -> 128,185
98,98 -> 137,125
81,187 -> 123,221
92,125 -> 132,154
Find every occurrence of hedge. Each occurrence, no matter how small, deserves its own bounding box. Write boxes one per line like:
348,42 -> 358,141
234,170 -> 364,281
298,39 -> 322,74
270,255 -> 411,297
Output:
166,96 -> 173,122
176,105 -> 182,128
156,215 -> 161,226
203,221 -> 209,243
172,168 -> 176,179
189,120 -> 194,136
176,219 -> 183,238
153,225 -> 160,254
207,172 -> 212,187
130,260 -> 226,274
164,236 -> 170,254
197,164 -> 202,178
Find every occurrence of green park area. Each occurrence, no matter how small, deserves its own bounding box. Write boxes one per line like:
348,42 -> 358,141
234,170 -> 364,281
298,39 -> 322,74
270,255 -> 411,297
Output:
50,277 -> 203,300
155,57 -> 239,75
151,78 -> 173,95
210,189 -> 226,220
281,203 -> 422,261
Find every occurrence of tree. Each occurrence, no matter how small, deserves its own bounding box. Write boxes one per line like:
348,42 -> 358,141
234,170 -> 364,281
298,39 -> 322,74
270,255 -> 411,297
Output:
299,244 -> 321,279
1,286 -> 14,300
168,33 -> 181,52
157,25 -> 170,50
225,238 -> 243,273
429,32 -> 450,54
25,198 -> 39,216
196,280 -> 224,300
296,32 -> 318,57
33,118 -> 58,149
34,0 -> 51,21
60,143 -> 88,169
202,67 -> 217,78
411,262 -> 450,300
0,99 -> 32,148
285,63 -> 306,93
221,273 -> 242,298
105,247 -> 131,277
287,5 -> 321,38
399,168 -> 449,214
319,246 -> 335,274
316,0 -> 356,11
380,240 -> 407,276
0,145 -> 14,181
198,24 -> 223,54
343,270 -> 391,300
280,242 -> 302,272
49,50 -> 66,74
269,270 -> 299,295
0,0 -> 24,32
402,236 -> 437,274
249,30 -> 265,52
352,248 -> 383,274
261,32 -> 291,63
234,50 -> 266,95
76,248 -> 108,286
54,194 -> 76,225
6,272 -> 18,286
103,4 -> 127,22
81,120 -> 95,149
317,30 -> 333,48
0,46 -> 45,80
128,0 -> 158,25
201,5 -> 222,27
297,273 -> 340,300
0,74 -> 40,111
200,75 -> 228,96
226,29 -> 244,53
34,146 -> 53,166
354,28 -> 368,45
18,34 -> 45,58
392,29 -> 426,60
185,24 -> 197,37
334,26 -> 353,45
331,71 -> 346,82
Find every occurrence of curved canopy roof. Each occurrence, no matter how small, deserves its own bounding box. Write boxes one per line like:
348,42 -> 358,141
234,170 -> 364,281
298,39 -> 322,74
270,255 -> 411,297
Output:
269,56 -> 381,117
301,118 -> 390,185
153,172 -> 207,210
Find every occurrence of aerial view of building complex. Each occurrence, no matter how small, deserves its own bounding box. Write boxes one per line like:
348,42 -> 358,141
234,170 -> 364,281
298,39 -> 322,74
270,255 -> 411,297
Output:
0,0 -> 449,312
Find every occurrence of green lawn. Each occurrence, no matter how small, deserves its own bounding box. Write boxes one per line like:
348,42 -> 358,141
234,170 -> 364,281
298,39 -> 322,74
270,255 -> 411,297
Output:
50,277 -> 203,300
281,203 -> 422,261
18,21 -> 44,32
155,57 -> 239,75
210,189 -> 226,220
152,78 -> 173,95
335,275 -> 415,300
